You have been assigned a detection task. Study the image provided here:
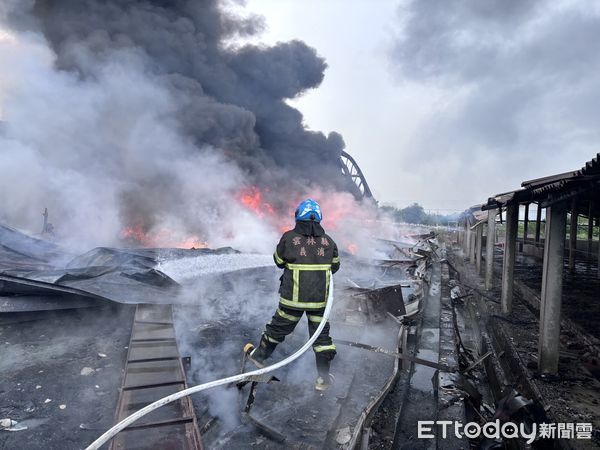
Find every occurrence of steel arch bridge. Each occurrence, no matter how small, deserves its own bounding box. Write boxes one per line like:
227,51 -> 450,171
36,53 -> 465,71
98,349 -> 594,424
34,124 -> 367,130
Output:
340,150 -> 375,201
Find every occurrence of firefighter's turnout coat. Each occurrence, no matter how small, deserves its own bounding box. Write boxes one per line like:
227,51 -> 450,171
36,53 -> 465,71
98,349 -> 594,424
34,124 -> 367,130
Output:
273,221 -> 340,311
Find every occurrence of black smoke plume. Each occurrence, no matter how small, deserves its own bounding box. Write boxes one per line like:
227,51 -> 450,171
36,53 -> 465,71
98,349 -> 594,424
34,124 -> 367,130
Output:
0,0 -> 350,250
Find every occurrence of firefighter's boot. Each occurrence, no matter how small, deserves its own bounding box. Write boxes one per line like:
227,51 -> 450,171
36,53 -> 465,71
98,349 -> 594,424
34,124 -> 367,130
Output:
315,354 -> 332,391
244,335 -> 277,368
315,376 -> 330,391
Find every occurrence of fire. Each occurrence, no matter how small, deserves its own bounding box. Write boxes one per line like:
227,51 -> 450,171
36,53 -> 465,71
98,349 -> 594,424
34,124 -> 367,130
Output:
120,224 -> 152,247
239,186 -> 275,217
175,235 -> 209,249
236,186 -> 373,243
238,186 -> 292,232
120,224 -> 208,249
312,191 -> 360,230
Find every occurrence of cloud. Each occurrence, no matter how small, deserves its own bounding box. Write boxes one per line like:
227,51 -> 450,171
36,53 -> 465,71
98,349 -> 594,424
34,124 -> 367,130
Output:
389,0 -> 600,201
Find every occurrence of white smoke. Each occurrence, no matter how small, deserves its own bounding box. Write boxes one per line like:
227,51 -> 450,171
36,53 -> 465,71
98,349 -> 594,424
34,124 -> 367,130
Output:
0,27 -> 278,252
0,1 -> 377,257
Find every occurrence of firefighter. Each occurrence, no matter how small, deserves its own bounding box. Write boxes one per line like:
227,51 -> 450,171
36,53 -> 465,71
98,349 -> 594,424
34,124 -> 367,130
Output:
244,198 -> 340,391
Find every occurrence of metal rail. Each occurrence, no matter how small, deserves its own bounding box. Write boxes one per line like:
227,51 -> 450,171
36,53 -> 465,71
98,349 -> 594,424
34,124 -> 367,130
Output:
109,304 -> 202,450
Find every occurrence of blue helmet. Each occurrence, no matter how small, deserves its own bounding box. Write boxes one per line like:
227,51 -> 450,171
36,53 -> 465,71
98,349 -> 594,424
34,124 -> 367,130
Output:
295,199 -> 322,222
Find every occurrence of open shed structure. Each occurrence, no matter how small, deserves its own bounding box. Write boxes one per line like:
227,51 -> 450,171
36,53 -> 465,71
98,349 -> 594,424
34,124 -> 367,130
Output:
458,153 -> 600,374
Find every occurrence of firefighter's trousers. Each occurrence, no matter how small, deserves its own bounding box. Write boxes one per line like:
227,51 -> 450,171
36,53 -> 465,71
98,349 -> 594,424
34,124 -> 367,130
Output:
255,304 -> 336,377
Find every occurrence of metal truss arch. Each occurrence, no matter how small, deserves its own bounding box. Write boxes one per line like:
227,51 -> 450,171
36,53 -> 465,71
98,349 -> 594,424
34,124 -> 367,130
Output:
340,150 -> 375,201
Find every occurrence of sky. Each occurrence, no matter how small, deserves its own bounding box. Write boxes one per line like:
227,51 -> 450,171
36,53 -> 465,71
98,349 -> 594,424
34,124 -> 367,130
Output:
228,0 -> 600,213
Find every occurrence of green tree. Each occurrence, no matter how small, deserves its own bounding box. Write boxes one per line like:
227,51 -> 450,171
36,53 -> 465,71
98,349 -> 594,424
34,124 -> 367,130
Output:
379,203 -> 456,226
400,203 -> 426,224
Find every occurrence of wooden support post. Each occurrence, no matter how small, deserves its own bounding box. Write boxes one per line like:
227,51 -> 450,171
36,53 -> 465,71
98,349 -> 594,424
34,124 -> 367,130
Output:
475,223 -> 483,274
569,198 -> 578,270
469,223 -> 477,264
42,208 -> 49,233
485,209 -> 497,291
588,201 -> 594,256
464,224 -> 471,257
523,203 -> 530,242
501,203 -> 519,314
598,217 -> 600,279
535,204 -> 542,245
538,201 -> 567,374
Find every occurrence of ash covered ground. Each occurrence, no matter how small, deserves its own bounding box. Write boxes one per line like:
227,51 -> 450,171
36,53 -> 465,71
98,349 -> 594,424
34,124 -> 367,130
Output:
0,305 -> 134,450
0,229 -> 422,448
167,254 -> 408,449
0,244 -> 418,449
0,249 -> 278,448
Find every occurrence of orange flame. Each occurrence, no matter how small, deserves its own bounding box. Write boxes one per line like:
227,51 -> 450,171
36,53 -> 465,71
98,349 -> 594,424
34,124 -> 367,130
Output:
347,243 -> 358,255
239,186 -> 275,217
120,224 -> 208,249
237,187 -> 367,240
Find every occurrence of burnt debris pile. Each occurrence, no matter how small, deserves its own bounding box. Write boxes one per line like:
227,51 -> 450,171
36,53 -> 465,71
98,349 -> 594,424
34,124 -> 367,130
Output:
0,223 -> 238,312
0,221 -> 441,449
175,232 -> 437,448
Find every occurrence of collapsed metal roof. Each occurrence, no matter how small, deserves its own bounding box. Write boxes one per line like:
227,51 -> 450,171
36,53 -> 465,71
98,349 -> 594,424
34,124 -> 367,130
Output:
482,152 -> 600,214
0,224 -> 237,312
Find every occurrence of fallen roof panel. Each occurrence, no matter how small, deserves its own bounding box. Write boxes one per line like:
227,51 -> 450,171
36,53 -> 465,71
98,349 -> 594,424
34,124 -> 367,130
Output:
0,294 -> 97,313
0,224 -> 249,309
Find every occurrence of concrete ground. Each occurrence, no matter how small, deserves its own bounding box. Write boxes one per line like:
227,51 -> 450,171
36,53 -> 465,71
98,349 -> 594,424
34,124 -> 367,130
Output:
0,304 -> 134,450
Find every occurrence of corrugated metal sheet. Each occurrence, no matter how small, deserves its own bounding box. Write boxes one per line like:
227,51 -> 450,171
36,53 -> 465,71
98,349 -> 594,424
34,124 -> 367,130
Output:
480,153 -> 600,213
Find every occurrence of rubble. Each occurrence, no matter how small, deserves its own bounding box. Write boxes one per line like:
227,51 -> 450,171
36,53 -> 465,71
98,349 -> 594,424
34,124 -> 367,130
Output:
335,426 -> 352,445
0,224 -> 243,313
0,419 -> 27,432
0,220 -> 445,449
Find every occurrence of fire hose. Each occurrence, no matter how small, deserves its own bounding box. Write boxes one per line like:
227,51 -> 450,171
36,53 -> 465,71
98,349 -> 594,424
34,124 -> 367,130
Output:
85,274 -> 334,450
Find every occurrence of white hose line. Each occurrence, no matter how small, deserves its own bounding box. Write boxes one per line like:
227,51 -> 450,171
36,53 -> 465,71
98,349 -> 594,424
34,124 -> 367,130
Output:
86,275 -> 334,450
